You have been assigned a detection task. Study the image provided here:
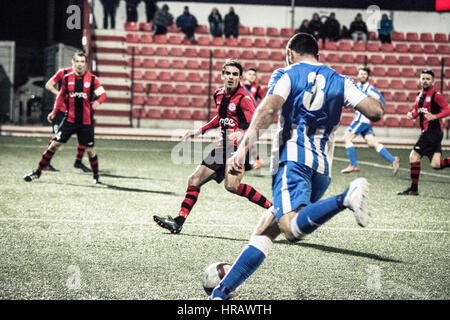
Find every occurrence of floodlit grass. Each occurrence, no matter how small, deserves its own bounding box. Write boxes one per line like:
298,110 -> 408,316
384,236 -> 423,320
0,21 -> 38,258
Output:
0,136 -> 449,300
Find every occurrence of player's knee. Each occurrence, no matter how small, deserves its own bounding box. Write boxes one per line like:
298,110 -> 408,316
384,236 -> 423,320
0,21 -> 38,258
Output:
187,174 -> 201,187
224,181 -> 239,193
431,162 -> 441,170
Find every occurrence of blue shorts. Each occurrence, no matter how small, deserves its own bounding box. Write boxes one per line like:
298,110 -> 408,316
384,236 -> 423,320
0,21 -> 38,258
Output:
347,121 -> 375,137
271,161 -> 331,222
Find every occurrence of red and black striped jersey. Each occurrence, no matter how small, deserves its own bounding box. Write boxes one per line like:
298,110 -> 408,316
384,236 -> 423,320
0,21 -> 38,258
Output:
412,87 -> 450,133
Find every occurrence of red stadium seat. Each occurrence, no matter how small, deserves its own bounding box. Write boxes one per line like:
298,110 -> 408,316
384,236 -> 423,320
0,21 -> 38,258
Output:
384,55 -> 397,65
326,53 -> 339,63
154,47 -> 169,56
241,50 -> 255,60
239,25 -> 250,36
253,38 -> 267,48
399,117 -> 415,128
380,43 -> 394,52
368,54 -> 383,65
397,55 -> 411,65
161,109 -> 177,119
280,28 -> 295,38
434,33 -> 447,43
132,83 -> 145,93
423,44 -> 436,54
159,83 -> 173,93
402,68 -> 417,78
154,34 -> 167,44
338,41 -> 352,51
187,72 -> 202,82
369,31 -> 377,41
146,83 -> 158,93
158,71 -> 171,81
406,32 -> 419,42
394,43 -> 408,53
420,33 -> 433,42
124,22 -> 137,31
170,47 -> 183,57
140,34 -> 153,43
126,33 -> 139,43
197,48 -> 211,58
132,107 -> 145,119
404,80 -> 419,90
354,54 -> 367,64
367,42 -> 380,52
140,58 -> 153,68
160,97 -> 175,107
375,79 -> 389,89
412,56 -> 426,66
409,44 -> 423,53
173,72 -> 187,82
270,51 -> 285,61
252,26 -> 265,36
174,84 -> 188,94
383,104 -> 396,114
372,67 -> 386,77
226,37 -> 239,47
266,27 -> 280,37
393,92 -> 407,102
407,92 -> 418,102
324,41 -> 337,50
167,24 -> 179,32
396,104 -> 411,114
272,63 -> 284,70
155,59 -> 170,68
331,65 -> 343,74
387,67 -> 400,77
196,36 -> 210,46
426,56 -> 441,66
132,70 -> 143,80
189,85 -> 204,95
343,66 -> 358,76
340,115 -> 353,126
129,57 -> 141,68
133,95 -> 145,106
268,39 -> 282,49
139,22 -> 152,31
192,110 -> 207,121
259,63 -> 272,73
384,117 -> 400,127
176,97 -> 190,108
184,48 -> 197,57
168,35 -> 183,44
227,49 -> 240,59
381,91 -> 393,101
185,60 -> 199,70
127,46 -> 140,55
147,108 -> 161,119
437,44 -> 450,55
192,97 -> 207,108
255,50 -> 269,60
340,54 -> 354,64
171,59 -> 185,69
196,25 -> 208,34
353,42 -> 366,52
144,71 -> 157,81
177,109 -> 192,120
391,31 -> 404,41
390,79 -> 404,89
213,48 -> 226,59
372,119 -> 384,127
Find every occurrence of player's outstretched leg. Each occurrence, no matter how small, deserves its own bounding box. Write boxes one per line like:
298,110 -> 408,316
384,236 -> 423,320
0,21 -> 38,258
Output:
341,143 -> 360,173
375,144 -> 400,176
236,184 -> 271,209
24,148 -> 56,182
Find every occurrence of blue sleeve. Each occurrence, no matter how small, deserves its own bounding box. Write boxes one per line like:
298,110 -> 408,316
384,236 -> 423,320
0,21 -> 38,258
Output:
370,86 -> 386,104
267,69 -> 286,95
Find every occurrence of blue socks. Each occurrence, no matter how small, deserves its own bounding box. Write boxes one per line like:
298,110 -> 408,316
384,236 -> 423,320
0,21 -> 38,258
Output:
346,144 -> 358,167
377,144 -> 395,164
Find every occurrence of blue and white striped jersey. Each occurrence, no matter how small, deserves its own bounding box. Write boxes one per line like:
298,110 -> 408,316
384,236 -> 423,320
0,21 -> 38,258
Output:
268,61 -> 367,177
352,82 -> 385,124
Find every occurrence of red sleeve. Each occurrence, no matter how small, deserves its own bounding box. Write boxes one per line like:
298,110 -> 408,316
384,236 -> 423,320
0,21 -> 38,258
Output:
240,95 -> 256,125
93,77 -> 106,104
200,115 -> 219,134
434,92 -> 450,119
412,98 -> 419,118
51,83 -> 66,117
51,69 -> 65,84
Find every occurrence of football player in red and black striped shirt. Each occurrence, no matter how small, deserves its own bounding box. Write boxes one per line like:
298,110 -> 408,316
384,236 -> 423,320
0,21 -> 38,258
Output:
24,51 -> 106,184
398,69 -> 450,195
153,59 -> 271,234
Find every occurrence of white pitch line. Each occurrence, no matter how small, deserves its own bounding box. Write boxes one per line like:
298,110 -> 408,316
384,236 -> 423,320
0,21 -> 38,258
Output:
0,217 -> 448,234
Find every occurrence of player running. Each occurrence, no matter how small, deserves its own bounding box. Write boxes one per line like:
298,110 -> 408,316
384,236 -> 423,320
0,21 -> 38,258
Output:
341,65 -> 400,175
153,59 -> 271,234
45,64 -> 90,172
208,33 -> 384,300
24,50 -> 106,184
397,69 -> 450,196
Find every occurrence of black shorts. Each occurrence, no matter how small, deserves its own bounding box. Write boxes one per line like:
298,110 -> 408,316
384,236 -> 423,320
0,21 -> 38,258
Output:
413,130 -> 443,160
51,111 -> 66,134
53,120 -> 95,147
201,144 -> 252,184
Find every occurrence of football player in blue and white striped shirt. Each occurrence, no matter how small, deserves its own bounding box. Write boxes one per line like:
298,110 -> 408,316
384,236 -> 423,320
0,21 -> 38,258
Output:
209,33 -> 384,300
341,65 -> 400,174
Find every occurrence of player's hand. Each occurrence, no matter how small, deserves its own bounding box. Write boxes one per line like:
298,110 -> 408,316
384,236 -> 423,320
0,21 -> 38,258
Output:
92,101 -> 100,111
228,131 -> 244,143
406,111 -> 413,120
424,112 -> 437,121
182,129 -> 196,141
228,147 -> 246,176
47,113 -> 54,123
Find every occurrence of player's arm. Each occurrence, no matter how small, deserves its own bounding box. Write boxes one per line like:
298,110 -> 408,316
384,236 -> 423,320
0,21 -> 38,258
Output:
45,69 -> 64,96
424,93 -> 450,121
182,115 -> 219,141
48,85 -> 67,122
344,78 -> 383,122
92,77 -> 107,110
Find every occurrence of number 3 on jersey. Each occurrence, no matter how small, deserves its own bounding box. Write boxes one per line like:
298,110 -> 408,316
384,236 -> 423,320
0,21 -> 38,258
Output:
303,72 -> 326,111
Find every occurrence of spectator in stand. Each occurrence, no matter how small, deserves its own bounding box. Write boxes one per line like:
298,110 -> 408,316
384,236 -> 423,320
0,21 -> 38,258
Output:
125,0 -> 140,22
176,6 -> 198,44
208,8 -> 223,37
224,7 -> 239,38
324,12 -> 340,42
297,19 -> 310,34
377,14 -> 393,43
152,4 -> 174,35
143,0 -> 157,23
350,13 -> 368,43
308,13 -> 324,41
100,0 -> 120,29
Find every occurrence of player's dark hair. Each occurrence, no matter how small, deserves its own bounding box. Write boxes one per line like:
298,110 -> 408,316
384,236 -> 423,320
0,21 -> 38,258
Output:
222,59 -> 243,76
421,69 -> 434,78
358,65 -> 371,76
286,33 -> 319,59
73,50 -> 87,62
247,68 -> 257,73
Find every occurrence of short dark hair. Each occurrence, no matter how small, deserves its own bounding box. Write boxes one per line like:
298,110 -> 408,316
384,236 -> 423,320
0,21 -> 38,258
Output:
247,68 -> 257,73
421,69 -> 434,78
72,50 -> 87,61
222,59 -> 243,76
358,65 -> 371,76
286,33 -> 319,59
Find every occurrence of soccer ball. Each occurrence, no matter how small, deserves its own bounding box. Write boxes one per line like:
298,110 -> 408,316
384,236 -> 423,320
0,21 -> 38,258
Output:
202,262 -> 232,295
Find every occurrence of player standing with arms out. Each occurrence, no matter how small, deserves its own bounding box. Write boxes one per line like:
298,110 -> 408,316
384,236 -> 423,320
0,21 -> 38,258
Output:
341,65 -> 400,174
153,59 -> 272,234
242,68 -> 266,169
24,51 -> 106,184
208,33 -> 384,300
398,69 -> 450,196
45,64 -> 91,172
